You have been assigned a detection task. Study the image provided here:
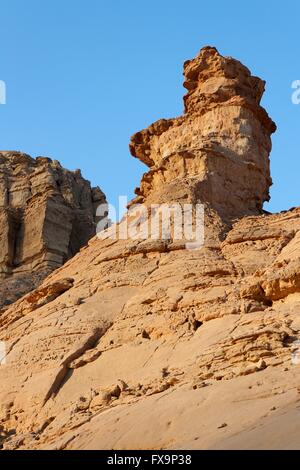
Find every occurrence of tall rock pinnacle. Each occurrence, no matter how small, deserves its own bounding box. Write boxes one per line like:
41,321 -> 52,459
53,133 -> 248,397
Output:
0,48 -> 300,451
130,46 -> 276,220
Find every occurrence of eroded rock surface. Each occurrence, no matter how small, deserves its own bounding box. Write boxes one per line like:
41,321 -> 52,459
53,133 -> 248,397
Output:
0,152 -> 107,308
130,46 -> 276,221
0,47 -> 299,450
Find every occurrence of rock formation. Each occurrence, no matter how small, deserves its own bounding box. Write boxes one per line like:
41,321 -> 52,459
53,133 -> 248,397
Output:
130,46 -> 276,221
0,152 -> 107,308
0,47 -> 300,450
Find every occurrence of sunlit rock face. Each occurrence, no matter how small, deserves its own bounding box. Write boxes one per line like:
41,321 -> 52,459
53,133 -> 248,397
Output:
130,46 -> 276,220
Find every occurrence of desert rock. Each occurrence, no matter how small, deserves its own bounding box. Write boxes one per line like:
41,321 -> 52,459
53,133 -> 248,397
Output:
0,152 -> 107,308
0,47 -> 299,450
130,46 -> 276,221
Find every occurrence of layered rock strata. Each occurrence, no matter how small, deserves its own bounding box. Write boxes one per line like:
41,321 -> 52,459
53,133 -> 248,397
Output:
0,48 -> 299,450
0,152 -> 106,308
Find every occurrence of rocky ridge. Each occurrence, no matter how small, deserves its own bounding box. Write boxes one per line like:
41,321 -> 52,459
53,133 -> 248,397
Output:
0,47 -> 300,450
0,152 -> 107,308
130,46 -> 275,221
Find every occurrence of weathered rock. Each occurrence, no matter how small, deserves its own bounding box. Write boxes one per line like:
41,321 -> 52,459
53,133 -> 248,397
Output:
130,46 -> 276,221
0,47 -> 299,451
0,152 -> 107,308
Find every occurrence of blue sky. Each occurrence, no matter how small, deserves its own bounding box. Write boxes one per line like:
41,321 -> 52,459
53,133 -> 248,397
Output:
0,0 -> 299,215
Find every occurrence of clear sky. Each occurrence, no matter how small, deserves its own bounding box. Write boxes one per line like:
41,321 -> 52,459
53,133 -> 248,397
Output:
0,0 -> 299,215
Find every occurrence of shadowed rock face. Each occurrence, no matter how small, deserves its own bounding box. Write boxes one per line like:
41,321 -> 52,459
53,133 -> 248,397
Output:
0,48 -> 299,451
130,46 -> 276,220
0,152 -> 107,307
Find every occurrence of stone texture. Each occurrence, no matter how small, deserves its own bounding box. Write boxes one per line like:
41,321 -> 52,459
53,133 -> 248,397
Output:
0,152 -> 107,308
0,47 -> 299,451
129,46 -> 276,221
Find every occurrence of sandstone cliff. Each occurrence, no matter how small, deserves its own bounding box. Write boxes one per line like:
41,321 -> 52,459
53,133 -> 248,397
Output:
0,152 -> 106,308
0,47 -> 299,450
